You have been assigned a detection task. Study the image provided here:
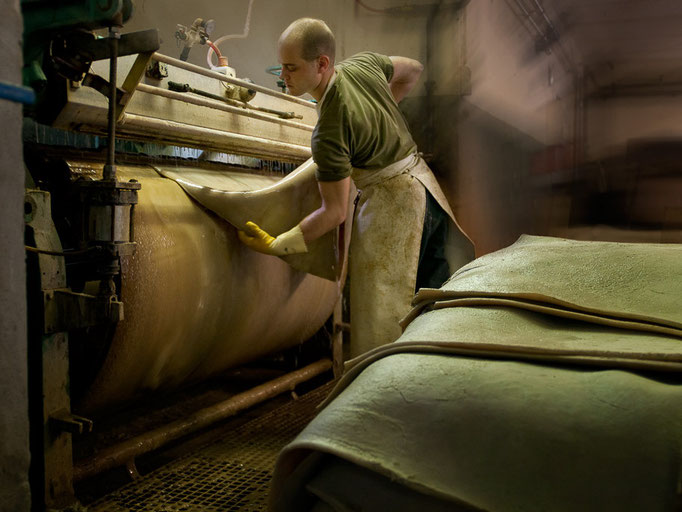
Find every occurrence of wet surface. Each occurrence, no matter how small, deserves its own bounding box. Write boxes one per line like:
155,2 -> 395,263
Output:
82,379 -> 333,511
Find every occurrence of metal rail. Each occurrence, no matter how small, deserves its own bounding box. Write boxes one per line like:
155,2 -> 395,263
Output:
136,83 -> 313,132
112,112 -> 312,161
152,52 -> 316,109
73,359 -> 332,482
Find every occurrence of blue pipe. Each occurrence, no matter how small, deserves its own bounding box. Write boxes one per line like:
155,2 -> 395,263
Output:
265,65 -> 282,76
0,80 -> 36,104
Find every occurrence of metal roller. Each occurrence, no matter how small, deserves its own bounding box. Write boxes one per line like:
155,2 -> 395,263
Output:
73,163 -> 341,413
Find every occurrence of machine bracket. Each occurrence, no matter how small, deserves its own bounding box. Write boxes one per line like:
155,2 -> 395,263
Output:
44,288 -> 124,334
146,59 -> 169,80
76,178 -> 141,205
75,178 -> 140,250
82,72 -> 126,103
64,29 -> 161,64
49,409 -> 93,436
117,51 -> 155,121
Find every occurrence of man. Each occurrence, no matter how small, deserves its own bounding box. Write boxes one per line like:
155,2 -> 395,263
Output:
239,18 -> 473,357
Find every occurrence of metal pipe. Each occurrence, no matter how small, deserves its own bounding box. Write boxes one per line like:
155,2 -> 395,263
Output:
529,0 -> 577,75
511,0 -> 550,50
73,358 -> 332,482
167,81 -> 305,120
0,80 -> 36,104
104,27 -> 120,181
152,52 -> 316,109
530,0 -> 558,38
136,83 -> 313,132
113,112 -> 312,161
507,0 -> 576,75
423,1 -> 443,158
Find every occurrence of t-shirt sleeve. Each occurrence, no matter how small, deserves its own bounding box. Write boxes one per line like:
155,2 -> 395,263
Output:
311,52 -> 396,181
349,51 -> 394,82
373,53 -> 394,82
312,97 -> 352,182
312,131 -> 352,182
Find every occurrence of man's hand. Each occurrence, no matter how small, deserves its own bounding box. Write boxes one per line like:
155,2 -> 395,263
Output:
238,221 -> 308,256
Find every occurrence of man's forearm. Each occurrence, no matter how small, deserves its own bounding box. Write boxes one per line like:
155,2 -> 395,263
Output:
299,176 -> 351,243
300,206 -> 344,243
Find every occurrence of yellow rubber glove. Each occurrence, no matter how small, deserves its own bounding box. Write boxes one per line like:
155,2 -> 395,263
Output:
238,221 -> 308,256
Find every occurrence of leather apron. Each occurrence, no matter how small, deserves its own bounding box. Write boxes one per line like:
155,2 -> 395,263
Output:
349,153 -> 474,357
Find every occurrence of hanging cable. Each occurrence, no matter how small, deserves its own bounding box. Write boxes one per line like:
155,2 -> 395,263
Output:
206,40 -> 223,60
206,0 -> 255,69
355,0 -> 390,14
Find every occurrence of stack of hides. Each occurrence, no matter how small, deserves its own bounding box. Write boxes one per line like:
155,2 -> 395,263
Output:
270,235 -> 682,512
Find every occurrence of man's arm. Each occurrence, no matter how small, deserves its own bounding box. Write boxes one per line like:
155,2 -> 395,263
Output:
388,56 -> 424,103
238,177 -> 349,256
300,177 -> 351,243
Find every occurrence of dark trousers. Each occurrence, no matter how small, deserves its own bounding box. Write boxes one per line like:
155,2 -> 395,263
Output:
415,191 -> 450,291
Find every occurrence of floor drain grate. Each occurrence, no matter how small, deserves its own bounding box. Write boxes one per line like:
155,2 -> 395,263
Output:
89,381 -> 333,511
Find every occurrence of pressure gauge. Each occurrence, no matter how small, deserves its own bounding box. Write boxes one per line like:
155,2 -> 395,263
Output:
203,19 -> 216,37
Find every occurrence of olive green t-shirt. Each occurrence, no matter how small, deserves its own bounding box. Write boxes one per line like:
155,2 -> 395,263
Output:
312,52 -> 418,182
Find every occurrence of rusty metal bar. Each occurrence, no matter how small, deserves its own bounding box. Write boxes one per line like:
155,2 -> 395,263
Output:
73,358 -> 332,482
152,52 -> 316,109
136,83 -> 313,132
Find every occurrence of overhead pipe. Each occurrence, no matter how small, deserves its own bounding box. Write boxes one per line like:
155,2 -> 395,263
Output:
508,0 -> 576,75
73,359 -> 333,482
510,0 -> 553,54
530,0 -> 560,41
522,0 -> 583,169
422,1 -> 468,160
423,1 -> 441,158
136,83 -> 313,132
506,1 -> 585,172
90,112 -> 312,161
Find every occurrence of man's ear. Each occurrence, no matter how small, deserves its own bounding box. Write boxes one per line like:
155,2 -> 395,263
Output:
318,54 -> 331,73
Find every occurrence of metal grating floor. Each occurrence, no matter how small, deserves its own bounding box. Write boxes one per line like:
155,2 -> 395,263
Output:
89,381 -> 333,512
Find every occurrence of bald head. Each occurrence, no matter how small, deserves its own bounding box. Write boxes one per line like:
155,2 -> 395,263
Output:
279,18 -> 335,64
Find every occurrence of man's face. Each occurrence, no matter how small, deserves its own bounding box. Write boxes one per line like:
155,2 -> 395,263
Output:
278,39 -> 320,97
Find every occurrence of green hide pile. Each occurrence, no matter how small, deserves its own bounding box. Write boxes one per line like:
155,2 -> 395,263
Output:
270,235 -> 682,512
